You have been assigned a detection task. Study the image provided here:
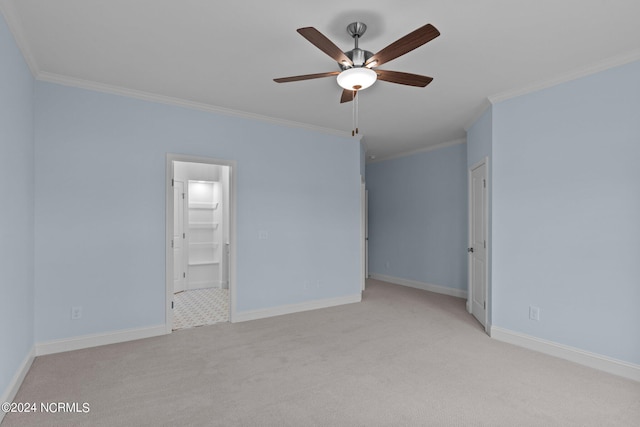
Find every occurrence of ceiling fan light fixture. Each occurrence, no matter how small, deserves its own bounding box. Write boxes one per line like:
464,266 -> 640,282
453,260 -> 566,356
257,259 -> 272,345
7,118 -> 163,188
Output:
337,67 -> 377,91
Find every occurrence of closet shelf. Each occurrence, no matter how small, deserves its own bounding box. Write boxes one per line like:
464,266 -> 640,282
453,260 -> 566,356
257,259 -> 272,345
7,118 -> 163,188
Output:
189,222 -> 219,229
189,242 -> 219,248
188,260 -> 220,266
185,179 -> 223,287
188,202 -> 218,210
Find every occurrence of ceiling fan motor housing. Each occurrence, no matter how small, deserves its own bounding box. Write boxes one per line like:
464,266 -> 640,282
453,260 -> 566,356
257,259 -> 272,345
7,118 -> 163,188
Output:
340,48 -> 374,70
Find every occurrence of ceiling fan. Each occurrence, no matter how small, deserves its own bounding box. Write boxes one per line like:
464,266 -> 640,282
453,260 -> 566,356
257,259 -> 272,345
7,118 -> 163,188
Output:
274,22 -> 440,103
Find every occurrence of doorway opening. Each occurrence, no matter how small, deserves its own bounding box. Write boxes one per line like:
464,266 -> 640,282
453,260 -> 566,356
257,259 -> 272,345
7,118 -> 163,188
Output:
165,155 -> 236,333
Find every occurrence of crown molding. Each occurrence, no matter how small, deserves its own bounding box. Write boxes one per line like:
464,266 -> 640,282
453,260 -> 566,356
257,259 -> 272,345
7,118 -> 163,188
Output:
0,0 -> 39,76
489,49 -> 640,104
368,138 -> 466,164
36,71 -> 353,139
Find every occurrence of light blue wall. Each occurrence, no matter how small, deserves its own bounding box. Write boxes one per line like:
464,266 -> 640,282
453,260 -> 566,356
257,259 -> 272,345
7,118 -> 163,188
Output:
34,82 -> 362,342
466,107 -> 493,324
359,139 -> 366,179
492,60 -> 640,364
467,107 -> 492,167
0,13 -> 35,398
367,143 -> 468,290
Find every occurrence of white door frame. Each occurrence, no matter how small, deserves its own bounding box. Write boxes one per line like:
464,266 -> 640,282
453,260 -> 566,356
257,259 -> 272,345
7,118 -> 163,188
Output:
361,177 -> 366,291
467,157 -> 490,333
173,180 -> 187,293
165,154 -> 237,333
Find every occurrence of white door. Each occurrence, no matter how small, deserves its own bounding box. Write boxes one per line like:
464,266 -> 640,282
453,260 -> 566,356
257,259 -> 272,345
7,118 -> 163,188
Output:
173,181 -> 186,293
469,161 -> 488,328
365,188 -> 369,280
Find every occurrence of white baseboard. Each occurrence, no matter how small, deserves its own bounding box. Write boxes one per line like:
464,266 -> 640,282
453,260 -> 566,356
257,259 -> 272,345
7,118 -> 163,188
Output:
234,294 -> 362,323
35,325 -> 167,356
0,346 -> 35,424
490,326 -> 640,382
370,273 -> 468,299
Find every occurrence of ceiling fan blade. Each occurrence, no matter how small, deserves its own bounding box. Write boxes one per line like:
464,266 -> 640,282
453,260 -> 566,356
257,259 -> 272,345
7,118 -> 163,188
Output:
376,70 -> 433,87
340,89 -> 357,104
297,27 -> 353,66
365,24 -> 440,68
274,71 -> 340,83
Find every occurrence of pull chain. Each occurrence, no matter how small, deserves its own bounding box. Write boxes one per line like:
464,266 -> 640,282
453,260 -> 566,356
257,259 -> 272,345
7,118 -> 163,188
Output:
351,86 -> 362,136
353,91 -> 360,135
352,90 -> 356,136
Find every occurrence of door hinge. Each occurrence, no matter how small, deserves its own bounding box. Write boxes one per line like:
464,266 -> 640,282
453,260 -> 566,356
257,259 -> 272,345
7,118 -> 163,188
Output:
182,192 -> 185,199
171,301 -> 174,309
172,178 -> 174,187
483,179 -> 486,188
183,232 -> 185,239
484,240 -> 486,249
484,301 -> 486,309
183,272 -> 186,278
171,240 -> 174,248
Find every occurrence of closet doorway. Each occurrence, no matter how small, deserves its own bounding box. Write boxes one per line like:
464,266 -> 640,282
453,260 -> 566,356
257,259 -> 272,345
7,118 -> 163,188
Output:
165,155 -> 236,332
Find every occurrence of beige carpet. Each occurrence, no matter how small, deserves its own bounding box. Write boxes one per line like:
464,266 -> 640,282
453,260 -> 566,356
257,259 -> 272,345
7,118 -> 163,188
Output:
3,279 -> 639,426
173,288 -> 229,330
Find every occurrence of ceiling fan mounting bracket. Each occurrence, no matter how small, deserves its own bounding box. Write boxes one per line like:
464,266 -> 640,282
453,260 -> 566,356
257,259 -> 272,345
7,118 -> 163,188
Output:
346,22 -> 367,39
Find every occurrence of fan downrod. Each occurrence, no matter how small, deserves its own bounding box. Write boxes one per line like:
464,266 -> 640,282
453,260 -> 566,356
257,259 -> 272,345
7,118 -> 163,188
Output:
341,22 -> 374,70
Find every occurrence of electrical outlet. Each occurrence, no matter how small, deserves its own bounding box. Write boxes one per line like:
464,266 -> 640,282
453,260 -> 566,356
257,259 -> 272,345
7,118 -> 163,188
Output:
529,306 -> 540,321
71,306 -> 83,320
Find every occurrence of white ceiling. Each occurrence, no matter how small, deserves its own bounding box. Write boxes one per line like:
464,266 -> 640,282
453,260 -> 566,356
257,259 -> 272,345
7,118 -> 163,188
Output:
3,0 -> 639,159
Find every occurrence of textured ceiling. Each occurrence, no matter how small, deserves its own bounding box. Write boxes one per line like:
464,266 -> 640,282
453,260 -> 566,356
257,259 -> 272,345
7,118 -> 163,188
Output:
2,0 -> 639,159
